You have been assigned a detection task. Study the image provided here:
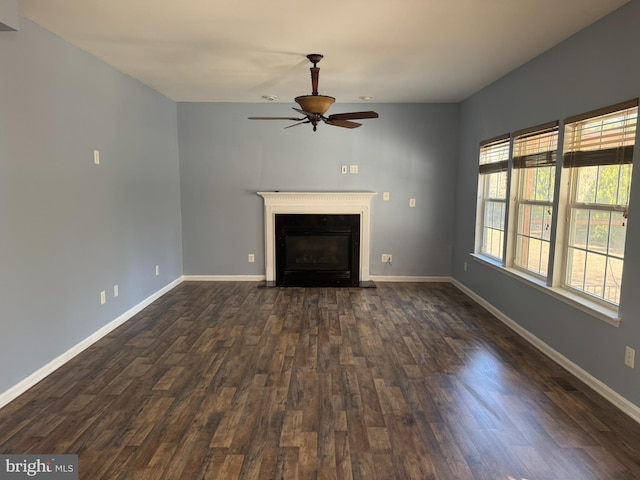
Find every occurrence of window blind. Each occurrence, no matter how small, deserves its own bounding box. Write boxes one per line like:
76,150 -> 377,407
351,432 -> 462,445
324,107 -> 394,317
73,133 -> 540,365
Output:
512,121 -> 558,169
479,134 -> 510,174
563,99 -> 638,168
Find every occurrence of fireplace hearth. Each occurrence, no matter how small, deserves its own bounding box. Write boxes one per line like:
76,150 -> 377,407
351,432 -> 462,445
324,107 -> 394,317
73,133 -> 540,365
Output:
276,214 -> 359,287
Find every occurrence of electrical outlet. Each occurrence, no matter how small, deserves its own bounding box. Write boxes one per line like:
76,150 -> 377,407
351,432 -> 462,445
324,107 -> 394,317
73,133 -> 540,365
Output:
381,254 -> 392,263
409,198 -> 416,208
341,165 -> 348,174
625,346 -> 635,368
387,254 -> 392,263
349,165 -> 358,174
383,192 -> 390,201
248,253 -> 255,263
155,265 -> 160,276
100,290 -> 106,305
114,284 -> 119,298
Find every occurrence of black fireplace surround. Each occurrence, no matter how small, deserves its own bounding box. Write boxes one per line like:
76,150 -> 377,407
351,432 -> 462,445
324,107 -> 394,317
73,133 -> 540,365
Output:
275,214 -> 360,287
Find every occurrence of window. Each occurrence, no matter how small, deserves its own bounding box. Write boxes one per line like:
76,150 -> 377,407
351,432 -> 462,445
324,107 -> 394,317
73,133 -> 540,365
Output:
478,135 -> 510,261
512,122 -> 559,278
473,99 -> 638,318
562,99 -> 637,305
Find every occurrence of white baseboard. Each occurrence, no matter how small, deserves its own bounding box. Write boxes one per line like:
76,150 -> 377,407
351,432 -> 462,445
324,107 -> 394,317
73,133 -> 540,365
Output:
450,278 -> 640,425
183,275 -> 266,282
0,277 -> 184,410
370,275 -> 453,282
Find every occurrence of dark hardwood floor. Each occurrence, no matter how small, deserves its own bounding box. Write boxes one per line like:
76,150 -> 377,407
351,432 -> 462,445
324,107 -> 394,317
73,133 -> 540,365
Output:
1,281 -> 640,479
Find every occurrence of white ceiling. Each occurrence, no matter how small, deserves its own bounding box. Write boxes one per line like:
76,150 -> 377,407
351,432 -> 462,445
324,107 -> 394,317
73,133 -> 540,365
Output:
18,0 -> 628,104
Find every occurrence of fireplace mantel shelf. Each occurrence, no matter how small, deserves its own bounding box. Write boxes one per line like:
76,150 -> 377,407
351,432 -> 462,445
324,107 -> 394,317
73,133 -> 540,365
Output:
257,191 -> 377,205
257,191 -> 377,283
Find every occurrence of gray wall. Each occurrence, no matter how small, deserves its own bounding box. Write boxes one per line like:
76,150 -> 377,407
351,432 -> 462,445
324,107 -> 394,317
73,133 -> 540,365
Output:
0,20 -> 183,393
452,0 -> 640,405
178,102 -> 459,277
0,0 -> 19,31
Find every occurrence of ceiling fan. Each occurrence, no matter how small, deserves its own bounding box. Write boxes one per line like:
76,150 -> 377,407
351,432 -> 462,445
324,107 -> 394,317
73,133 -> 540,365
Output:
249,54 -> 379,132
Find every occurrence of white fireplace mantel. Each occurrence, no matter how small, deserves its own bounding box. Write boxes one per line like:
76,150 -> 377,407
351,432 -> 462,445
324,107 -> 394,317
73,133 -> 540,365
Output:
257,191 -> 377,283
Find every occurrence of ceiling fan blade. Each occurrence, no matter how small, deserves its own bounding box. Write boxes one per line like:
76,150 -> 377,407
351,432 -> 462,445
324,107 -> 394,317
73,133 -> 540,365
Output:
325,119 -> 362,129
248,116 -> 305,121
285,120 -> 311,129
292,107 -> 314,118
327,111 -> 379,121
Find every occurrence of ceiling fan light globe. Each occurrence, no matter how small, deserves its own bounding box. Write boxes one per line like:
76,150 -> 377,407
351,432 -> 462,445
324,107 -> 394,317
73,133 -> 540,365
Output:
295,95 -> 335,115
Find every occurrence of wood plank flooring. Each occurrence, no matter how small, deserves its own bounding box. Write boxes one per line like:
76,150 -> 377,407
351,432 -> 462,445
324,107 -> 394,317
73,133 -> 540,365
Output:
1,281 -> 640,479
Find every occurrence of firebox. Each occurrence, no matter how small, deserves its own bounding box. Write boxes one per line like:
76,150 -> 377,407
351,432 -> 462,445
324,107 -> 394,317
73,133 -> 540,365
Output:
275,214 -> 360,287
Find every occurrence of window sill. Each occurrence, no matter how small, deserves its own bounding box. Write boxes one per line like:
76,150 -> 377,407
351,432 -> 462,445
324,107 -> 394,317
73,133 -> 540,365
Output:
469,253 -> 621,328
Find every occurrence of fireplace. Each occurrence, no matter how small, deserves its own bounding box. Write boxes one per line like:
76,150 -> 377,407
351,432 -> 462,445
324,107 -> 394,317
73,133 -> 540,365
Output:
257,191 -> 377,287
276,214 -> 360,287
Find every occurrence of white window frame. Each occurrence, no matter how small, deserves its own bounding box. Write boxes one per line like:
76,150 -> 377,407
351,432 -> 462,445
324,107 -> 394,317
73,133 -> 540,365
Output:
476,134 -> 510,262
562,182 -> 629,306
558,100 -> 637,308
511,122 -> 559,280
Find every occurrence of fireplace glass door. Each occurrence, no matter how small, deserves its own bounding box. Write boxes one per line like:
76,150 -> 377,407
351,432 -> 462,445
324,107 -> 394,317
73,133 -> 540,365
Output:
276,214 -> 360,287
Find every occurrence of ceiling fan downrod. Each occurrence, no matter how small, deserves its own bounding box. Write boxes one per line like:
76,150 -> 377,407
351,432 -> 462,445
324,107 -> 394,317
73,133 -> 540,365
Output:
307,53 -> 323,96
